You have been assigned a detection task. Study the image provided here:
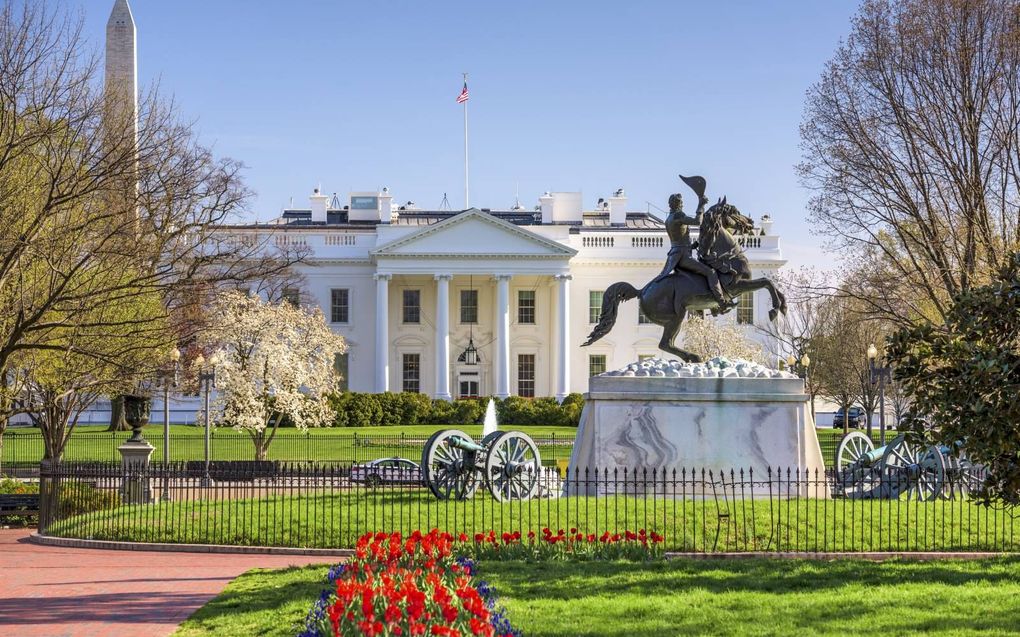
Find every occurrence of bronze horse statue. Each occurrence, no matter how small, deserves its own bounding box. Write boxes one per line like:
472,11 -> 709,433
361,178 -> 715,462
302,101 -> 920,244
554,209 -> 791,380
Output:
582,200 -> 787,363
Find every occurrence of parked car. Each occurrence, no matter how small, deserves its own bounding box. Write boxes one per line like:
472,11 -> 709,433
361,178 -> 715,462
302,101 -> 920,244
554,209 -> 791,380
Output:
832,406 -> 867,429
350,458 -> 422,487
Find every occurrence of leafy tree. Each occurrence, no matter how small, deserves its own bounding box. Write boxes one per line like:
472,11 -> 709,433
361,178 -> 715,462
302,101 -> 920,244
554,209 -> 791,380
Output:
0,2 -> 303,445
887,252 -> 1020,506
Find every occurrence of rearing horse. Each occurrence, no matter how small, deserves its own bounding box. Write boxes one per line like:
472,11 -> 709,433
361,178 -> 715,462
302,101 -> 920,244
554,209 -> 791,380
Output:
582,201 -> 787,363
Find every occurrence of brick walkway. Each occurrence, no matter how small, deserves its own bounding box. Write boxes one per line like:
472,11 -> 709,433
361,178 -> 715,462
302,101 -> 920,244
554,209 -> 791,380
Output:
0,528 -> 339,637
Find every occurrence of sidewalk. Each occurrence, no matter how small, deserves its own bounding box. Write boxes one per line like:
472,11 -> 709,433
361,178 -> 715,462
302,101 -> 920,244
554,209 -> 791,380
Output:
0,528 -> 339,637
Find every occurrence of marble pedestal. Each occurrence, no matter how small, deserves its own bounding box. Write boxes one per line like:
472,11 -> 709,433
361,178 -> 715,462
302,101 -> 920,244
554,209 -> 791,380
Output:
118,439 -> 154,504
566,373 -> 826,498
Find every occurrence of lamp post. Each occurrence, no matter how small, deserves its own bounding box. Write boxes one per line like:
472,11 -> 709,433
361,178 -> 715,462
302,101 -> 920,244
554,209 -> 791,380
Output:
867,343 -> 892,445
158,348 -> 181,501
195,352 -> 218,487
786,352 -> 811,379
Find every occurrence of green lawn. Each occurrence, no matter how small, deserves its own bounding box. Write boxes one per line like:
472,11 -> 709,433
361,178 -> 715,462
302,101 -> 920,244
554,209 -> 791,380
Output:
172,558 -> 1020,637
1,423 -> 577,465
45,488 -> 1019,553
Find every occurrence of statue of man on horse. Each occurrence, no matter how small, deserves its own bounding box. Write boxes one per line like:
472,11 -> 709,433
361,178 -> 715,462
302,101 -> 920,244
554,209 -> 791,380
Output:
582,174 -> 787,363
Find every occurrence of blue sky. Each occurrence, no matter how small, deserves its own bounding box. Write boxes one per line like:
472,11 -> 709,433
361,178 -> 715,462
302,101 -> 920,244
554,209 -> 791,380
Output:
75,0 -> 860,269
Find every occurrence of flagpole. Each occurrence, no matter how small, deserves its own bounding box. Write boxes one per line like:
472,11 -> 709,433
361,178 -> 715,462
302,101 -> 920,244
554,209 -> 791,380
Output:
463,72 -> 469,209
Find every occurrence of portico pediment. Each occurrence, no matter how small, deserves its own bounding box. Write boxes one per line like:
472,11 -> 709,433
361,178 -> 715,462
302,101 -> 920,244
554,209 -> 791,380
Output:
371,209 -> 576,259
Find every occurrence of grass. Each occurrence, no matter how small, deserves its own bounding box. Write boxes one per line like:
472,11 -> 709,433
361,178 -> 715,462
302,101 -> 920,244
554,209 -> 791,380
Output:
1,423 -> 577,465
45,488 -> 1020,553
172,565 -> 325,637
172,558 -> 1020,637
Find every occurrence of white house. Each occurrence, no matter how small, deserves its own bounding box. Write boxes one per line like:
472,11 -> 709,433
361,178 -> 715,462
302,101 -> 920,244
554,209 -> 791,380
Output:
220,187 -> 786,400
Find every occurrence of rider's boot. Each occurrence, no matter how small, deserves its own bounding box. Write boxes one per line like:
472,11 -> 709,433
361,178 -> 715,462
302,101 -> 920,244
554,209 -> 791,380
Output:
707,271 -> 729,307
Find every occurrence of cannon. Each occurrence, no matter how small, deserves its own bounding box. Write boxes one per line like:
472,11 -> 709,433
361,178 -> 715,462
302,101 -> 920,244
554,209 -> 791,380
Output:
421,429 -> 542,502
834,432 -> 982,500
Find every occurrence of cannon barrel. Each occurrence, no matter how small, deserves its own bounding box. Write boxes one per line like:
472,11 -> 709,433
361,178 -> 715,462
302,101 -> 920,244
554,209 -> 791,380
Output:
447,435 -> 486,453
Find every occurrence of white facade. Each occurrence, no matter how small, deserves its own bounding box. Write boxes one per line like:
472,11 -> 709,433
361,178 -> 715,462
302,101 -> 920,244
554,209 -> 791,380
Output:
227,189 -> 786,399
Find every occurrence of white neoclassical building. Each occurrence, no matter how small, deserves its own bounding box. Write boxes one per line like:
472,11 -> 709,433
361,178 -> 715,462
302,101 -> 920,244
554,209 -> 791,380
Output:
224,188 -> 786,400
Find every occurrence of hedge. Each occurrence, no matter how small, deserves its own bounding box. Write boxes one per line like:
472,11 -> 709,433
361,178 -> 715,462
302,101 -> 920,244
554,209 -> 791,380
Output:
326,392 -> 584,428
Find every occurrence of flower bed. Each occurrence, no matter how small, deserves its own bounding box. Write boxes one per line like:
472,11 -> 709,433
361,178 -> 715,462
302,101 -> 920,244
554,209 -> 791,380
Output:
301,530 -> 521,637
300,528 -> 664,637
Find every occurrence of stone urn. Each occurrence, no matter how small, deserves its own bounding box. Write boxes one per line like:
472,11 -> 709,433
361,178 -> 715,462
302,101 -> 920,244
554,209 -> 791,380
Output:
123,394 -> 152,443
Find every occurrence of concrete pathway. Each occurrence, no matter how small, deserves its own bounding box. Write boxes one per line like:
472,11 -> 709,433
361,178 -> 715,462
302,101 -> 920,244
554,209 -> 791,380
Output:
0,528 -> 339,637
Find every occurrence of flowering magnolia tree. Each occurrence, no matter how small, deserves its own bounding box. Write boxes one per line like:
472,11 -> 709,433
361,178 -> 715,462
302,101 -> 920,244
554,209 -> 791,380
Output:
202,290 -> 346,460
681,315 -> 767,365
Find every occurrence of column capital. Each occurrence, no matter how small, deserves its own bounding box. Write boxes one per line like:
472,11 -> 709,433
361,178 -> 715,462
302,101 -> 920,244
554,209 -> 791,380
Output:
373,273 -> 392,281
493,273 -> 513,281
434,273 -> 453,281
553,273 -> 573,281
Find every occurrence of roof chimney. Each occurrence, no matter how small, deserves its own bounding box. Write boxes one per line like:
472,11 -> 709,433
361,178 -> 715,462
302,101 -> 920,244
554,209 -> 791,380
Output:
309,187 -> 328,222
608,188 -> 627,226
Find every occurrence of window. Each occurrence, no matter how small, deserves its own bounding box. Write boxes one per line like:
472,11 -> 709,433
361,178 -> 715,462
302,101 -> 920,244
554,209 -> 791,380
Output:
402,354 -> 420,393
517,354 -> 535,398
638,307 -> 651,324
402,290 -> 421,324
459,379 -> 479,399
282,287 -> 300,306
638,354 -> 655,362
330,288 -> 349,323
460,289 -> 478,324
589,290 -> 604,324
737,292 -> 754,325
589,354 -> 607,377
518,290 -> 536,324
333,352 -> 349,392
351,196 -> 378,210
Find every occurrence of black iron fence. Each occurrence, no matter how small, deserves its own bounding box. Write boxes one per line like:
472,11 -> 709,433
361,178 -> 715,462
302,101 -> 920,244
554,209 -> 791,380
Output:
0,430 -> 575,474
34,461 -> 1017,553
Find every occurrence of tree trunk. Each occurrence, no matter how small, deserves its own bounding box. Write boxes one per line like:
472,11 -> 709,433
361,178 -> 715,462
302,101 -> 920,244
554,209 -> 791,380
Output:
255,437 -> 268,462
107,395 -> 130,431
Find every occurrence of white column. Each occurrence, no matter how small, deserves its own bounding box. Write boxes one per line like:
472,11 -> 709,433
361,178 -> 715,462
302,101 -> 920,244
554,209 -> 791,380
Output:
434,274 -> 452,400
374,273 -> 391,393
494,274 -> 512,398
555,273 -> 572,401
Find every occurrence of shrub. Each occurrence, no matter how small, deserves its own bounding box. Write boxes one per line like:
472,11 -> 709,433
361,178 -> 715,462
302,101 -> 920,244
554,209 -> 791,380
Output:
56,481 -> 120,517
450,399 -> 485,426
327,392 -> 586,428
0,477 -> 38,494
429,398 -> 456,424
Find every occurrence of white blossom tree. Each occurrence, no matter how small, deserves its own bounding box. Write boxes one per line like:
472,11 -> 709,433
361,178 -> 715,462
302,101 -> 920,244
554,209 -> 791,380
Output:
680,315 -> 767,365
201,291 -> 346,460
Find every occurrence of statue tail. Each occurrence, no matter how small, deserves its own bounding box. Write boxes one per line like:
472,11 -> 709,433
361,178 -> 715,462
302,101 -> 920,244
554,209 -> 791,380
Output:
582,282 -> 640,347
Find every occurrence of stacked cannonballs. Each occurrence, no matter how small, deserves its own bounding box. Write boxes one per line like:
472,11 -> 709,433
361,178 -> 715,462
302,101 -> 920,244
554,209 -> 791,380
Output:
600,356 -> 798,379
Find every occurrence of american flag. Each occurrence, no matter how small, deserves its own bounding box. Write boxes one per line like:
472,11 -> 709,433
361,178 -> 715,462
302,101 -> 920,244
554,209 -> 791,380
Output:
456,80 -> 469,104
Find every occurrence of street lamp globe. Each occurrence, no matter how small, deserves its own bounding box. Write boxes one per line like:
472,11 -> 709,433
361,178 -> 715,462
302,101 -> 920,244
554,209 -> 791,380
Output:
786,354 -> 796,368
867,343 -> 878,360
194,353 -> 205,369
801,354 -> 811,368
169,347 -> 181,363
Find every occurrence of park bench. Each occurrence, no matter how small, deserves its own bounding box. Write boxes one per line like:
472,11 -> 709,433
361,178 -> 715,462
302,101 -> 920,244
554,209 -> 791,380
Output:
0,493 -> 40,521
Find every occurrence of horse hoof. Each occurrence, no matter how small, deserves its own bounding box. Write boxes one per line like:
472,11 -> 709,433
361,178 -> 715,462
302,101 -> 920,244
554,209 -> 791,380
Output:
768,309 -> 778,321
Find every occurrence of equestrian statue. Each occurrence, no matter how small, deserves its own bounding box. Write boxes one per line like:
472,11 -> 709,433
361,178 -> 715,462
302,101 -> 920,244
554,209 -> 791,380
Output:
582,174 -> 787,363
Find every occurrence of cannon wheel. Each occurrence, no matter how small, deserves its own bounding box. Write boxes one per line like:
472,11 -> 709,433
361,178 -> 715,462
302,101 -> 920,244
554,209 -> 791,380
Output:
834,431 -> 880,497
881,438 -> 946,501
483,431 -> 542,502
421,429 -> 479,500
835,431 -> 875,472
